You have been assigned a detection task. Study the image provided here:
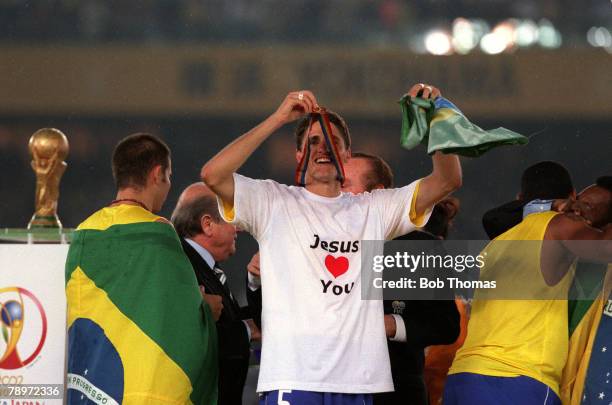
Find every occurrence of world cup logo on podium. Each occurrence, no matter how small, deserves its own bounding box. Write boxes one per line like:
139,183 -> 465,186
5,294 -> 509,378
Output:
0,287 -> 48,370
27,128 -> 69,229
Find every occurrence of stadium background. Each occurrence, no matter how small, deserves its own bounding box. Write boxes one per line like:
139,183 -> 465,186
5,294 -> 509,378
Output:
1,0 -> 610,313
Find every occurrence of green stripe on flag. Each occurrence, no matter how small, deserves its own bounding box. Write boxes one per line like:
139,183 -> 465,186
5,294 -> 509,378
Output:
399,95 -> 528,157
66,221 -> 217,404
568,260 -> 607,336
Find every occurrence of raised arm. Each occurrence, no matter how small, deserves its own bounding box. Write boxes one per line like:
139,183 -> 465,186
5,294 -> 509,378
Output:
407,83 -> 462,217
539,215 -> 612,285
417,152 -> 462,216
551,215 -> 612,262
201,91 -> 318,206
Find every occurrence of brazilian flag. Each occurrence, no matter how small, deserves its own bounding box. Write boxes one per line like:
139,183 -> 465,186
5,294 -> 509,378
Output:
560,264 -> 611,405
399,95 -> 528,157
65,205 -> 218,405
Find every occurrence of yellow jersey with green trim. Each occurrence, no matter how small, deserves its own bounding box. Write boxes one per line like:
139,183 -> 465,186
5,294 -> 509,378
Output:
449,211 -> 573,396
76,204 -> 163,231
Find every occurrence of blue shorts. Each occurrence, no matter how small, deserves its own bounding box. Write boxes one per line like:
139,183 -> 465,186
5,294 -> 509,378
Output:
259,390 -> 373,405
443,373 -> 561,405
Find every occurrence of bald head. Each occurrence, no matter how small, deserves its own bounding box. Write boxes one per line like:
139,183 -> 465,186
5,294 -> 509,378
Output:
171,182 -> 221,238
176,182 -> 216,207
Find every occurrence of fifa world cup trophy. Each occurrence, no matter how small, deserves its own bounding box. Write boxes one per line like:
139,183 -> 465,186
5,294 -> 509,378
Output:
27,128 -> 69,229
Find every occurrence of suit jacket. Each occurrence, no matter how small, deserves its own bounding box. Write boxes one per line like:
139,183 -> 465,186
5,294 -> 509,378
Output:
375,230 -> 460,405
482,199 -> 525,239
246,280 -> 262,330
181,238 -> 250,405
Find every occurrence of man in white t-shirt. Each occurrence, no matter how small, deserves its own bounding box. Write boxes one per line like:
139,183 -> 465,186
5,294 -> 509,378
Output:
201,84 -> 462,404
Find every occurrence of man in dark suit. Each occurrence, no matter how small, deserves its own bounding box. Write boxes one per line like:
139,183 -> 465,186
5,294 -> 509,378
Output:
482,161 -> 574,239
172,182 -> 260,405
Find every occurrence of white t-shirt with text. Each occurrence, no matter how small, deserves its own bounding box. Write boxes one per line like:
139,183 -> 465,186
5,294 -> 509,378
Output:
218,173 -> 428,393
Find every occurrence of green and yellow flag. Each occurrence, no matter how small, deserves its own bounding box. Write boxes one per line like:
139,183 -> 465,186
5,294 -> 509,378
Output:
65,205 -> 218,405
561,264 -> 611,405
399,95 -> 528,157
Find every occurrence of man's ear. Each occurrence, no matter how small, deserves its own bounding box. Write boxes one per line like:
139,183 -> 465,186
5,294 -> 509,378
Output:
344,148 -> 352,162
296,149 -> 304,163
150,165 -> 163,185
201,214 -> 214,236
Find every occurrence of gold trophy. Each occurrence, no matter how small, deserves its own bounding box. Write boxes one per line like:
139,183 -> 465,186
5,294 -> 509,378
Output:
27,128 -> 69,229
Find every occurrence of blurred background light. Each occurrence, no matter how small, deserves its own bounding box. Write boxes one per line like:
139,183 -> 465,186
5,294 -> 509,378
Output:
587,26 -> 612,48
424,30 -> 453,55
515,20 -> 539,47
471,19 -> 491,41
452,18 -> 478,54
538,19 -> 562,48
480,32 -> 507,54
493,20 -> 517,51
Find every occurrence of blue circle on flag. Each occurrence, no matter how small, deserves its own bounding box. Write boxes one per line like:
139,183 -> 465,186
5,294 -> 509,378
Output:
67,318 -> 124,403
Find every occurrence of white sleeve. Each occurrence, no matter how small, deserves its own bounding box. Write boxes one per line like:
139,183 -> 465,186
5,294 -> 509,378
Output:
216,173 -> 276,240
247,272 -> 261,291
389,314 -> 407,342
371,179 -> 433,240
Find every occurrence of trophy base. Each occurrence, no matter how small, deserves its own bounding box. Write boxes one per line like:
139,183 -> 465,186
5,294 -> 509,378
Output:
1,227 -> 72,244
28,214 -> 63,230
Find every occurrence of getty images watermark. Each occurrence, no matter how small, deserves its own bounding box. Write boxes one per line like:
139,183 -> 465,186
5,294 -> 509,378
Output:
371,250 -> 492,290
360,240 -> 610,301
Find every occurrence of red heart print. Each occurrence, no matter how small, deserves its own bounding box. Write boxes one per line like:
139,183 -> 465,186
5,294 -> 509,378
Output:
325,255 -> 349,278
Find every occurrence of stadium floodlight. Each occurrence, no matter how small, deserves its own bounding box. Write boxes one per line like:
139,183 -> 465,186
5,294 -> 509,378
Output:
515,20 -> 539,47
452,18 -> 478,54
538,19 -> 562,48
480,20 -> 520,54
587,26 -> 612,48
480,32 -> 507,54
425,30 -> 453,55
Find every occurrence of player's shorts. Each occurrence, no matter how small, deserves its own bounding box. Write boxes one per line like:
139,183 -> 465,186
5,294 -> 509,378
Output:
443,372 -> 561,405
259,389 -> 373,405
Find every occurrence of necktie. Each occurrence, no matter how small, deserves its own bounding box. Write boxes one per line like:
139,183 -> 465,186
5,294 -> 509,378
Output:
214,263 -> 234,300
213,263 -> 227,285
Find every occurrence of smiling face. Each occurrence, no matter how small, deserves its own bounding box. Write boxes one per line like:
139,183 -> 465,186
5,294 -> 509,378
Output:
296,121 -> 350,185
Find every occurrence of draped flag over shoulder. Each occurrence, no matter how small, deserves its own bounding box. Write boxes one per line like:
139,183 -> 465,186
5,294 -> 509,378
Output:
561,265 -> 611,405
399,95 -> 528,157
65,205 -> 218,405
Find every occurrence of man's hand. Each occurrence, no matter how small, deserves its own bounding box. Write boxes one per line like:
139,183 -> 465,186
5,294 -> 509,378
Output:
247,251 -> 261,278
201,287 -> 223,321
438,196 -> 460,221
201,90 -> 319,209
245,319 -> 262,341
271,90 -> 319,126
411,82 -> 461,217
384,314 -> 397,338
407,83 -> 441,100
